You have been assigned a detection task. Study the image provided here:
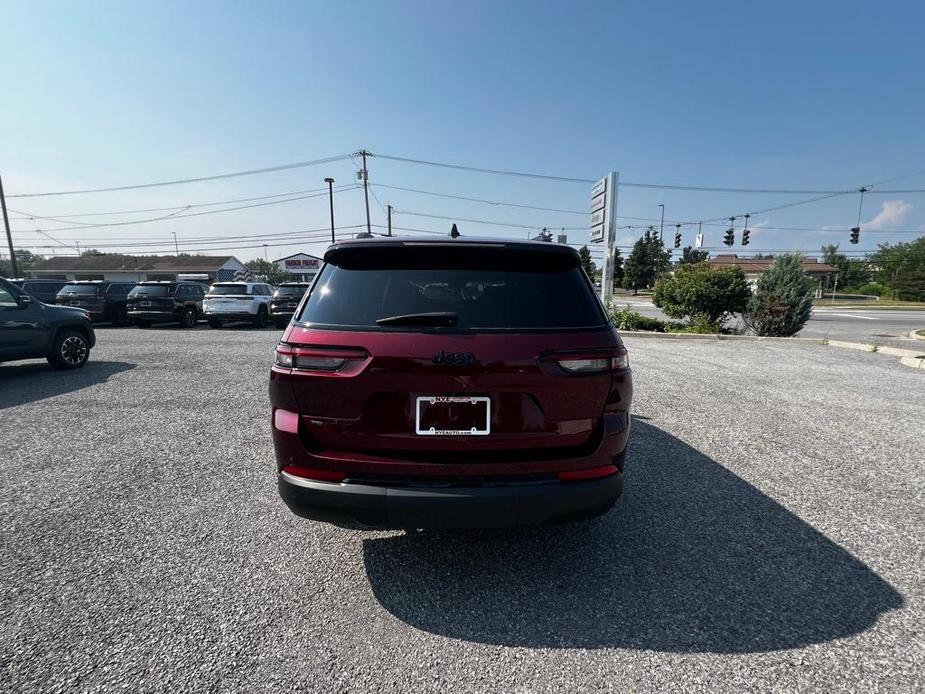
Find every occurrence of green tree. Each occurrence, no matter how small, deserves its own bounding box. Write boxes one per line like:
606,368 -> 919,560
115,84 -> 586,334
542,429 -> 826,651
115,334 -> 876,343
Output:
611,247 -> 624,288
677,246 -> 709,265
869,237 -> 925,300
622,227 -> 671,294
744,253 -> 814,336
244,258 -> 294,285
652,263 -> 750,329
0,249 -> 41,277
821,244 -> 869,290
578,246 -> 596,279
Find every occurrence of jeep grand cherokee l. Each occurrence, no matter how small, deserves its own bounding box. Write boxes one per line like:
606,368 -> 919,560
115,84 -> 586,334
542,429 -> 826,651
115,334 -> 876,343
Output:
270,238 -> 632,529
270,282 -> 312,329
126,281 -> 205,328
0,276 -> 96,369
55,280 -> 135,326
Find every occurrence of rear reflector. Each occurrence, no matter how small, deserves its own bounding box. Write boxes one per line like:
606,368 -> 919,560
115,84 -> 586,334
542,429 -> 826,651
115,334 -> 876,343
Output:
557,464 -> 618,481
273,408 -> 299,433
283,465 -> 347,483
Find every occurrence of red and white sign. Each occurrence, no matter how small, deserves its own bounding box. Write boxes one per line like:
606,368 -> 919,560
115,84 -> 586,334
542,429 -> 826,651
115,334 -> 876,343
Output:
276,253 -> 322,273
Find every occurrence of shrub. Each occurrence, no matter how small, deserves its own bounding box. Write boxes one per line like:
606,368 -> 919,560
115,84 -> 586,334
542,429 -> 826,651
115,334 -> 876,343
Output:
652,264 -> 751,330
606,303 -> 667,332
851,282 -> 887,297
744,253 -> 813,336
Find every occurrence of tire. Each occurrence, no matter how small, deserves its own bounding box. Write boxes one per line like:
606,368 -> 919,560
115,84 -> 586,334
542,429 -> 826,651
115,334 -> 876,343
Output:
273,319 -> 288,330
208,318 -> 223,329
253,305 -> 269,328
135,320 -> 151,329
180,306 -> 197,328
47,330 -> 90,370
113,307 -> 129,327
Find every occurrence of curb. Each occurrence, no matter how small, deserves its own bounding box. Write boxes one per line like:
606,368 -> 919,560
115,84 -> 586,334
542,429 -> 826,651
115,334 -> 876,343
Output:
620,331 -> 925,370
619,332 -> 825,343
910,329 -> 925,341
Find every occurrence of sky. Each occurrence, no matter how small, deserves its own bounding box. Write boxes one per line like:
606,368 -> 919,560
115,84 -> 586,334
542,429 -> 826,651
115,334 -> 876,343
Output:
1,0 -> 924,267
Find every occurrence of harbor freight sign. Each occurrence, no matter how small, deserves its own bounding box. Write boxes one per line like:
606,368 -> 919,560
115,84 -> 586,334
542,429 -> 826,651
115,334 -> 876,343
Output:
590,172 -> 619,303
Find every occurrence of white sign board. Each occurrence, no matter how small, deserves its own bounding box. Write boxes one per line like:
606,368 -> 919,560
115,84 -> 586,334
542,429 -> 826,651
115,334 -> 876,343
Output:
590,172 -> 619,304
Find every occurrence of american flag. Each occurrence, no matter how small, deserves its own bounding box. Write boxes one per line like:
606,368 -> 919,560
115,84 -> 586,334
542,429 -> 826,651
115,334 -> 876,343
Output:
216,268 -> 251,282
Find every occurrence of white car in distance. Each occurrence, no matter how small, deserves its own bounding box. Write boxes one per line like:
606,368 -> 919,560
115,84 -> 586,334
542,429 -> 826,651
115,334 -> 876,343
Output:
203,282 -> 274,328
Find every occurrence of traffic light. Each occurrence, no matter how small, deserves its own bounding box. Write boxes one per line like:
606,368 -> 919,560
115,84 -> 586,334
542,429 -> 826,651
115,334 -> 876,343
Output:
673,225 -> 682,248
849,226 -> 860,244
742,229 -> 750,246
723,227 -> 735,246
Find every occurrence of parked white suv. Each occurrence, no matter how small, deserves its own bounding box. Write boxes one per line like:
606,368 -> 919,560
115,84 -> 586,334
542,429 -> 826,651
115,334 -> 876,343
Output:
203,282 -> 274,328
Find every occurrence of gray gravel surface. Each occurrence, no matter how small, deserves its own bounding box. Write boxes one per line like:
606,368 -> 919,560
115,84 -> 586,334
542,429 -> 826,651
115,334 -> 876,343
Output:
1,326 -> 922,693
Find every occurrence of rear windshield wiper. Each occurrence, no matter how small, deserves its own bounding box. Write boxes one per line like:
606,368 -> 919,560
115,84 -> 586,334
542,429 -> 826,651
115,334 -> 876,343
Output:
375,312 -> 458,327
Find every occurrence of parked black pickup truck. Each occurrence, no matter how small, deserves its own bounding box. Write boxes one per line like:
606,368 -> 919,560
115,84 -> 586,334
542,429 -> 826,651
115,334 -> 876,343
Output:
0,277 -> 96,369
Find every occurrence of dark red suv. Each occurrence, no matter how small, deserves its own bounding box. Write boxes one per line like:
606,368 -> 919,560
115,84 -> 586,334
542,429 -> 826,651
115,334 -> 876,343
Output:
269,237 -> 632,529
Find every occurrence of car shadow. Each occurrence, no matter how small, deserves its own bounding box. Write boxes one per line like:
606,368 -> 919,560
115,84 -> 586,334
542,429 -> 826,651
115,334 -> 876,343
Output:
0,360 -> 136,409
362,419 -> 903,653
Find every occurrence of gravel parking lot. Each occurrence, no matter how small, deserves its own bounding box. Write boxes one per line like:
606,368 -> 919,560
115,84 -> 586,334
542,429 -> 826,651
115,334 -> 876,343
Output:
1,327 -> 922,693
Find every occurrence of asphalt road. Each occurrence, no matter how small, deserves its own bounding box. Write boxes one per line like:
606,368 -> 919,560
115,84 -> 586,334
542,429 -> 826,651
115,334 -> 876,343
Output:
618,297 -> 924,344
1,326 -> 923,693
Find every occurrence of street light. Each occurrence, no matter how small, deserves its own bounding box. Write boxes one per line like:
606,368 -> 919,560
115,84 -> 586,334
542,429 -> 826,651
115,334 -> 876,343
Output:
324,177 -> 335,243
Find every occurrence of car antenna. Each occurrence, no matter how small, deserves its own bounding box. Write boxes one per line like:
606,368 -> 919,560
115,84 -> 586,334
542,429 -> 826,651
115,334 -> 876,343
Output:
449,223 -> 461,238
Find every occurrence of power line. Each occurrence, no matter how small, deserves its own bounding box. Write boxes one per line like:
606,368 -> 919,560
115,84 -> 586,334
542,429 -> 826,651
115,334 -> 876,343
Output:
6,185 -> 343,220
395,209 -> 586,231
11,186 -> 361,233
372,152 -> 925,194
6,153 -> 353,198
372,183 -> 586,215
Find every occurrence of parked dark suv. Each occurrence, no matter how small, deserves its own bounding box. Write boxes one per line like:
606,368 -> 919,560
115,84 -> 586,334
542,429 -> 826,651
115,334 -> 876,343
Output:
55,281 -> 136,325
270,238 -> 632,529
126,281 -> 205,328
270,282 -> 312,329
0,276 -> 96,369
10,279 -> 68,304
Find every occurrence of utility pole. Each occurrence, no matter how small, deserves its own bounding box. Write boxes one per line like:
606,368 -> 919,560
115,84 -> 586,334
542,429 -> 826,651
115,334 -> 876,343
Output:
387,204 -> 392,236
171,232 -> 179,256
656,203 -> 665,280
324,177 -> 335,243
0,175 -> 18,278
359,150 -> 371,236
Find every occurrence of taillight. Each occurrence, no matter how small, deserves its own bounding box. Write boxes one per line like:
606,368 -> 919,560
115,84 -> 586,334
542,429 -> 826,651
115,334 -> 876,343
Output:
274,344 -> 367,372
543,348 -> 629,374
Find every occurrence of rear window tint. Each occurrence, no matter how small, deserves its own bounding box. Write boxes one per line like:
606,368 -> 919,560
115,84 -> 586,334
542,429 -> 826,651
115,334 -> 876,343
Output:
298,263 -> 605,331
130,285 -> 174,297
209,284 -> 249,295
275,285 -> 310,297
59,285 -> 101,295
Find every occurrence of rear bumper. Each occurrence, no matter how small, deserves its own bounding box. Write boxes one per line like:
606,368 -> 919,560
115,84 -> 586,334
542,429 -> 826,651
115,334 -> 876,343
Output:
127,310 -> 178,320
204,310 -> 256,319
278,470 -> 622,529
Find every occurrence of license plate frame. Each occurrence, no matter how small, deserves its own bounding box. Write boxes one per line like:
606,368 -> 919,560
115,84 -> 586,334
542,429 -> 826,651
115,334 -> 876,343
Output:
415,396 -> 491,436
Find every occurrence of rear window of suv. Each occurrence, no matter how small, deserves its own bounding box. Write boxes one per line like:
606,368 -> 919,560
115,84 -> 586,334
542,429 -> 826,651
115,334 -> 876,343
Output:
129,284 -> 174,297
209,284 -> 250,295
297,246 -> 605,331
275,285 -> 311,297
58,285 -> 101,296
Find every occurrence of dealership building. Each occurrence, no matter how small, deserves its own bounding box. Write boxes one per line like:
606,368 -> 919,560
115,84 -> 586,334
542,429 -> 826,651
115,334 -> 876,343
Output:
274,253 -> 323,283
27,254 -> 250,283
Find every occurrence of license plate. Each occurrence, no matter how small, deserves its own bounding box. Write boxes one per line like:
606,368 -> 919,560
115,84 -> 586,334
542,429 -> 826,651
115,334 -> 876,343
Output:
287,302 -> 297,308
70,301 -> 81,306
140,301 -> 151,307
415,396 -> 491,436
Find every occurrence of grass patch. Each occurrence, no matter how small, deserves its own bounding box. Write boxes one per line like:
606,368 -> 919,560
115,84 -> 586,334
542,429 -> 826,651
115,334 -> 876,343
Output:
814,299 -> 925,309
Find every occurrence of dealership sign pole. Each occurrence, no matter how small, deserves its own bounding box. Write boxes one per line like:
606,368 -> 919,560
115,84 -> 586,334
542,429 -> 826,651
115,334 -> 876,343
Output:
590,171 -> 619,305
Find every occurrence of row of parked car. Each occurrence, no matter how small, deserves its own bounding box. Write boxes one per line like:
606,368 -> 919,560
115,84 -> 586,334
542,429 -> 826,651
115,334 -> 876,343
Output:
9,278 -> 312,329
